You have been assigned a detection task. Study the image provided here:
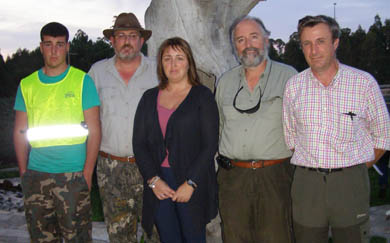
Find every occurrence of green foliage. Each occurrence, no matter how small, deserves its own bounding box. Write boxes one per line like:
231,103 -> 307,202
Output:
1,48 -> 43,97
369,167 -> 390,206
279,15 -> 390,84
281,32 -> 308,72
69,30 -> 114,72
0,97 -> 16,162
0,171 -> 19,179
91,178 -> 104,221
268,39 -> 283,62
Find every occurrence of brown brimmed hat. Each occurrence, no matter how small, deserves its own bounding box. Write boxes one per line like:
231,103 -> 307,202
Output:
103,12 -> 152,41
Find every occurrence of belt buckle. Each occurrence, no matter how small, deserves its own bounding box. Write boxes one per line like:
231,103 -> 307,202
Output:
127,156 -> 132,162
251,161 -> 257,170
316,168 -> 330,175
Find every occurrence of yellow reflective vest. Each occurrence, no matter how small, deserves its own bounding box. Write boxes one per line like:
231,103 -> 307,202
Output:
20,67 -> 87,148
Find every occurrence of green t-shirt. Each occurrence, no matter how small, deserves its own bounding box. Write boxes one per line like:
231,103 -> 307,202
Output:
14,66 -> 100,173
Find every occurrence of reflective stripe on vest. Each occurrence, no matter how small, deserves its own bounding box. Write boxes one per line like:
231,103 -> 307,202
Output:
21,67 -> 87,148
27,124 -> 88,142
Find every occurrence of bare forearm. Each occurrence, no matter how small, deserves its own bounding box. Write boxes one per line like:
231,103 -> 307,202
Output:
366,148 -> 386,168
13,111 -> 29,177
82,106 -> 101,191
84,130 -> 101,175
14,133 -> 29,176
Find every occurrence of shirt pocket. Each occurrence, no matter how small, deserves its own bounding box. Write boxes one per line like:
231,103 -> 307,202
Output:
221,105 -> 241,121
331,110 -> 360,143
258,96 -> 282,120
99,87 -> 119,115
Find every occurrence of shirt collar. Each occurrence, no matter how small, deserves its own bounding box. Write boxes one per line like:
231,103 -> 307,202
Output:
309,60 -> 341,89
239,56 -> 272,91
107,53 -> 147,81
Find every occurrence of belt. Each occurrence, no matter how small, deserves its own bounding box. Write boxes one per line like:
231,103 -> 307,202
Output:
298,166 -> 343,175
231,158 -> 288,169
99,151 -> 136,163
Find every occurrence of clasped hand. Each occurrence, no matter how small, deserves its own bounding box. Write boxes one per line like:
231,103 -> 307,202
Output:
152,179 -> 194,202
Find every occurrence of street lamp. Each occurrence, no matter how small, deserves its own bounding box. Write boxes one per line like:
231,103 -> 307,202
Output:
333,3 -> 337,20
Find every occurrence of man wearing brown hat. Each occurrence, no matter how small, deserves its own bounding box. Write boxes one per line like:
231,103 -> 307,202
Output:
88,13 -> 158,242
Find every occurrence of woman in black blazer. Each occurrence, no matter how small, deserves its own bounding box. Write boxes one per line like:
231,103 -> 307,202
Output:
133,37 -> 219,243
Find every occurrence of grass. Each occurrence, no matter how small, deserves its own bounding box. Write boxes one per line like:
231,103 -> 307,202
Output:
0,170 -> 19,179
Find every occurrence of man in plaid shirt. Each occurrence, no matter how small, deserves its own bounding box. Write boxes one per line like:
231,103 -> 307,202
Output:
283,15 -> 390,243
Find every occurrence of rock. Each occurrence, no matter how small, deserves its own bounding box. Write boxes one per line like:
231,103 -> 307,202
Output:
0,177 -> 24,213
145,0 -> 263,84
0,180 -> 14,191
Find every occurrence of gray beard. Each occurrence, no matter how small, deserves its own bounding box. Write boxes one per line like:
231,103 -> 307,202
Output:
116,51 -> 139,61
115,45 -> 139,61
239,47 -> 267,68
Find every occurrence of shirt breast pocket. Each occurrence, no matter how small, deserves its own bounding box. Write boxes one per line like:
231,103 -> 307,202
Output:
221,105 -> 241,121
99,87 -> 119,115
259,96 -> 282,120
332,110 -> 360,142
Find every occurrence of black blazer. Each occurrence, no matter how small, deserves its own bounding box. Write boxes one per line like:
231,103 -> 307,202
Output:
133,85 -> 219,236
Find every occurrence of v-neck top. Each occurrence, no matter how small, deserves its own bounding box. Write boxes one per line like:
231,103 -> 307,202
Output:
157,90 -> 176,167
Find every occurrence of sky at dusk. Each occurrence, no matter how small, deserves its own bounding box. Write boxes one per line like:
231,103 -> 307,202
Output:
1,0 -> 389,58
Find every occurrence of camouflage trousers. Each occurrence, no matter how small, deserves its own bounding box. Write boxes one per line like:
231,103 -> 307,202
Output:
97,156 -> 159,243
21,170 -> 92,243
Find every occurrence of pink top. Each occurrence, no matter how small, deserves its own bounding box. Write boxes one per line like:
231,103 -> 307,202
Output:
157,91 -> 176,167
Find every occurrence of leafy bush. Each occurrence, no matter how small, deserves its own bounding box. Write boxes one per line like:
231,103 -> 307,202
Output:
0,97 -> 16,164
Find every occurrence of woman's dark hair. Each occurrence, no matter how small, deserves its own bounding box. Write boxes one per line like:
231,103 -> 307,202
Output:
157,37 -> 200,89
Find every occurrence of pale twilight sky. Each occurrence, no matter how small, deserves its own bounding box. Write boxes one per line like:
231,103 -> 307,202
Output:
1,0 -> 389,58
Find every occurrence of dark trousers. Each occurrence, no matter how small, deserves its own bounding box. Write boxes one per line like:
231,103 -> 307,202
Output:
292,164 -> 370,243
218,161 -> 294,243
155,167 -> 206,243
378,151 -> 390,187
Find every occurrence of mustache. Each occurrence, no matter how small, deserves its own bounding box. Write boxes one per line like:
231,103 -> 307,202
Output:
120,44 -> 133,50
242,47 -> 260,55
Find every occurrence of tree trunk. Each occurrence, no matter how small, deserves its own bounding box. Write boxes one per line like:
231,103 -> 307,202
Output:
145,0 -> 262,91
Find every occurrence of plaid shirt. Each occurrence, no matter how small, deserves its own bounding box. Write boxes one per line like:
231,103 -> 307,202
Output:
283,63 -> 390,168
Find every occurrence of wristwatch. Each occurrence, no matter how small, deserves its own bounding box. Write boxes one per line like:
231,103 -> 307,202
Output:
148,176 -> 160,189
187,179 -> 197,189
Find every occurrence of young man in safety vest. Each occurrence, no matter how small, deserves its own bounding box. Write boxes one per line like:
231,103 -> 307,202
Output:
13,22 -> 101,242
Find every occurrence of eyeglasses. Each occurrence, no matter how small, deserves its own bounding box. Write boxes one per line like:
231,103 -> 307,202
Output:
115,33 -> 140,41
233,62 -> 272,114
